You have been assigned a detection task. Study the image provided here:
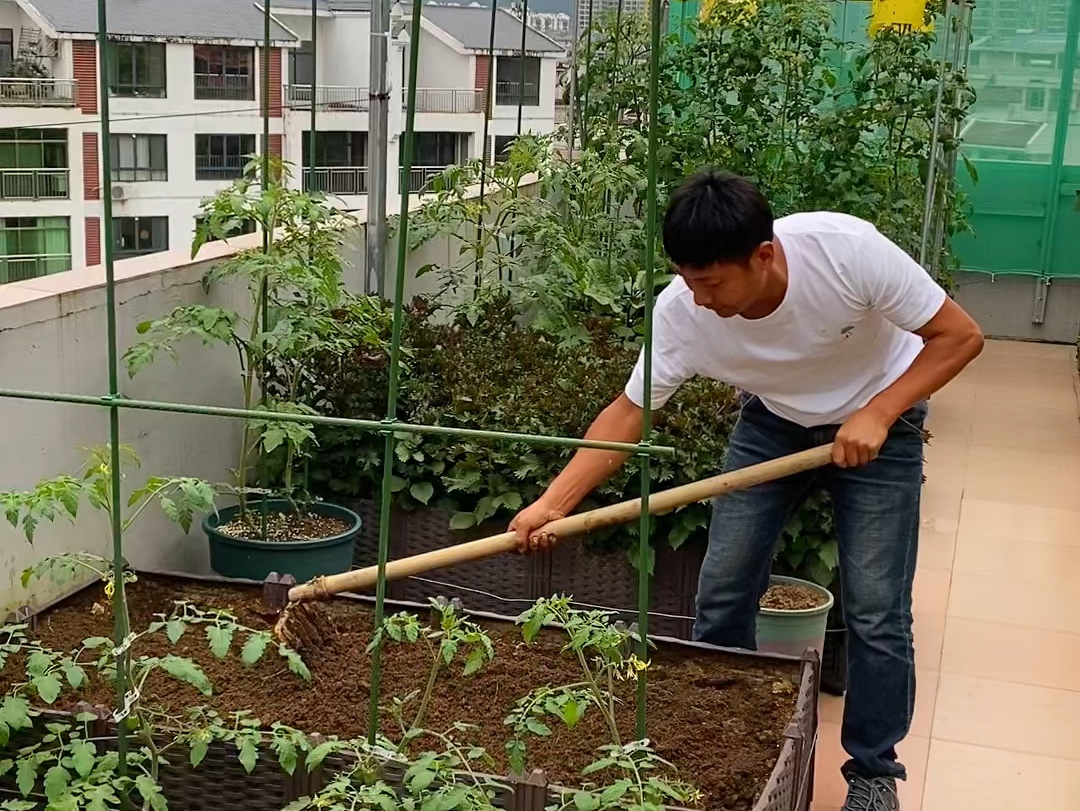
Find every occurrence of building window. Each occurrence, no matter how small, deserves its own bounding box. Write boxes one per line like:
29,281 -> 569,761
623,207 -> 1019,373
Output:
195,134 -> 256,180
114,217 -> 169,258
493,135 -> 515,164
1025,87 -> 1047,111
194,46 -> 255,101
110,134 -> 167,182
109,42 -> 167,98
0,29 -> 13,73
0,216 -> 71,284
290,41 -> 315,87
495,56 -> 541,106
0,129 -> 69,200
409,132 -> 463,167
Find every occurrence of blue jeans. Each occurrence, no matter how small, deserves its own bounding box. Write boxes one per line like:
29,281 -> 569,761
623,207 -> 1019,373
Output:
693,394 -> 926,781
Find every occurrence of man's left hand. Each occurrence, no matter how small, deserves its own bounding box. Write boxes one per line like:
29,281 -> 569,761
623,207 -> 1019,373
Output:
833,407 -> 892,468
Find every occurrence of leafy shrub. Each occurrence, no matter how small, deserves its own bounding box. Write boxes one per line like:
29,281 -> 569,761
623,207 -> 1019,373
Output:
293,297 -> 740,562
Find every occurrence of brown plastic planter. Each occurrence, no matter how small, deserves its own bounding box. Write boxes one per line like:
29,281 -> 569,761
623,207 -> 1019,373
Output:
343,499 -> 707,639
1,570 -> 820,811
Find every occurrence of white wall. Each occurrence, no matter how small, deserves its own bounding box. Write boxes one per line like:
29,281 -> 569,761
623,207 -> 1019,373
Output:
0,177 -> 532,614
411,32 -> 471,89
490,55 -> 559,137
320,14 -> 372,88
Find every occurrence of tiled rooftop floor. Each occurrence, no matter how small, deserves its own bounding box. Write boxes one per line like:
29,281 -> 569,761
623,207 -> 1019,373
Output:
812,339 -> 1080,811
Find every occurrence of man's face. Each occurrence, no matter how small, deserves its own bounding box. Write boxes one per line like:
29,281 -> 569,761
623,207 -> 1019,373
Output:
678,242 -> 775,318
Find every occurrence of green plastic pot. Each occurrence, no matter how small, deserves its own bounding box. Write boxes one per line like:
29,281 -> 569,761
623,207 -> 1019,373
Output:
756,574 -> 835,658
203,500 -> 361,583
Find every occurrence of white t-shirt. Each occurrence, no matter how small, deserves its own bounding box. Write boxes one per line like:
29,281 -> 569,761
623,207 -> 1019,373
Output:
624,212 -> 947,427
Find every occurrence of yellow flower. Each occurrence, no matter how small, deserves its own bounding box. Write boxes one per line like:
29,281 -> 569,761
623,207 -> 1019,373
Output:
619,654 -> 651,681
103,578 -> 115,601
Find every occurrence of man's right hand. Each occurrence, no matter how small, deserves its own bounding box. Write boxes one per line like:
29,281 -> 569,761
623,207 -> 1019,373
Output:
509,500 -> 566,554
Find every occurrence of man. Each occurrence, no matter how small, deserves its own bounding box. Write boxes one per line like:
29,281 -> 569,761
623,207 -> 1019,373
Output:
509,169 -> 983,810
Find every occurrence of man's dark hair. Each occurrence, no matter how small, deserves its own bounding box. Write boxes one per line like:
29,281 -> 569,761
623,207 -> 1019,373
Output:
662,169 -> 774,268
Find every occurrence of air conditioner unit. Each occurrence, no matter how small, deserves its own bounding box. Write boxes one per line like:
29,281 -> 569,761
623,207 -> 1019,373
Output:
111,185 -> 126,200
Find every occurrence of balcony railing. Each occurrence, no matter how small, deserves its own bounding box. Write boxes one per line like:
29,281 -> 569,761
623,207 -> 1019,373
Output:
0,78 -> 77,107
0,169 -> 70,200
494,81 -> 540,107
194,74 -> 255,101
406,165 -> 450,194
285,85 -> 368,112
303,165 -> 449,195
304,166 -> 368,196
195,156 -> 248,181
0,254 -> 72,285
412,88 -> 486,114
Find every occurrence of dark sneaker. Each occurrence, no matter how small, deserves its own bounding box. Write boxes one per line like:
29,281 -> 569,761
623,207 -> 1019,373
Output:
841,775 -> 900,811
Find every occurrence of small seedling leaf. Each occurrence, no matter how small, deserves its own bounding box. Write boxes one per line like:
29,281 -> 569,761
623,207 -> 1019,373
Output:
70,740 -> 95,778
43,765 -> 69,802
574,792 -> 600,811
189,740 -> 209,768
33,673 -> 63,704
207,626 -> 234,659
238,739 -> 258,773
241,633 -> 271,666
166,620 -> 186,644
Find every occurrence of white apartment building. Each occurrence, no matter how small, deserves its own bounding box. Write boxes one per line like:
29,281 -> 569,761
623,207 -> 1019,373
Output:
0,0 -> 563,282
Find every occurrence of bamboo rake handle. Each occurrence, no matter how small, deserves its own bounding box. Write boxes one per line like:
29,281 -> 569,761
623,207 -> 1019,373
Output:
288,444 -> 835,603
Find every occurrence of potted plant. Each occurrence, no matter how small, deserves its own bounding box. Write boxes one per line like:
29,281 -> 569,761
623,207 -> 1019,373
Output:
767,491 -> 845,691
123,156 -> 387,582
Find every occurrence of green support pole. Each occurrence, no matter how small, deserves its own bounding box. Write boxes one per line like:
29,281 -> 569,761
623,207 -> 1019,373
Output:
0,388 -> 675,455
310,0 -> 318,195
581,0 -> 595,149
475,0 -> 499,285
263,1 -> 272,193
1036,0 -> 1080,279
636,0 -> 663,741
95,0 -> 129,780
369,0 -> 425,744
516,0 -> 529,135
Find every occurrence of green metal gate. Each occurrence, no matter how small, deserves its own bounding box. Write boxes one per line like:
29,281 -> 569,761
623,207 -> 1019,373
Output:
951,0 -> 1080,317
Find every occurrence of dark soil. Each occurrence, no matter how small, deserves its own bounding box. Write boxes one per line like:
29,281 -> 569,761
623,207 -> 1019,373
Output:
2,576 -> 803,810
219,511 -> 351,542
759,583 -> 827,611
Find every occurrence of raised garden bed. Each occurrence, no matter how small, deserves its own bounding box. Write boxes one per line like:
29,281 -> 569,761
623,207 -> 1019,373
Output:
346,498 -> 705,639
0,572 -> 819,811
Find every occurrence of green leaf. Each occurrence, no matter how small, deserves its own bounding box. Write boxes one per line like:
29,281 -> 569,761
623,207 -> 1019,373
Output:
306,741 -> 334,772
449,512 -> 475,531
600,781 -> 630,806
0,696 -> 30,732
189,740 -> 210,768
560,698 -> 583,727
409,482 -> 434,505
83,637 -> 111,649
280,647 -> 311,682
166,619 -> 186,644
160,656 -> 213,695
462,647 -> 486,677
407,767 -> 436,793
238,739 -> 258,773
70,739 -> 95,778
241,633 -> 271,666
43,765 -> 69,803
63,662 -> 85,689
16,757 -> 37,796
27,650 -> 53,678
33,673 -> 63,704
207,625 -> 234,659
135,775 -> 168,811
525,718 -> 551,737
573,791 -> 600,811
2,801 -> 36,811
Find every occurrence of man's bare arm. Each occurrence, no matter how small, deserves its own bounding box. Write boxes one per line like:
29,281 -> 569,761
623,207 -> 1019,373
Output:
509,393 -> 644,549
